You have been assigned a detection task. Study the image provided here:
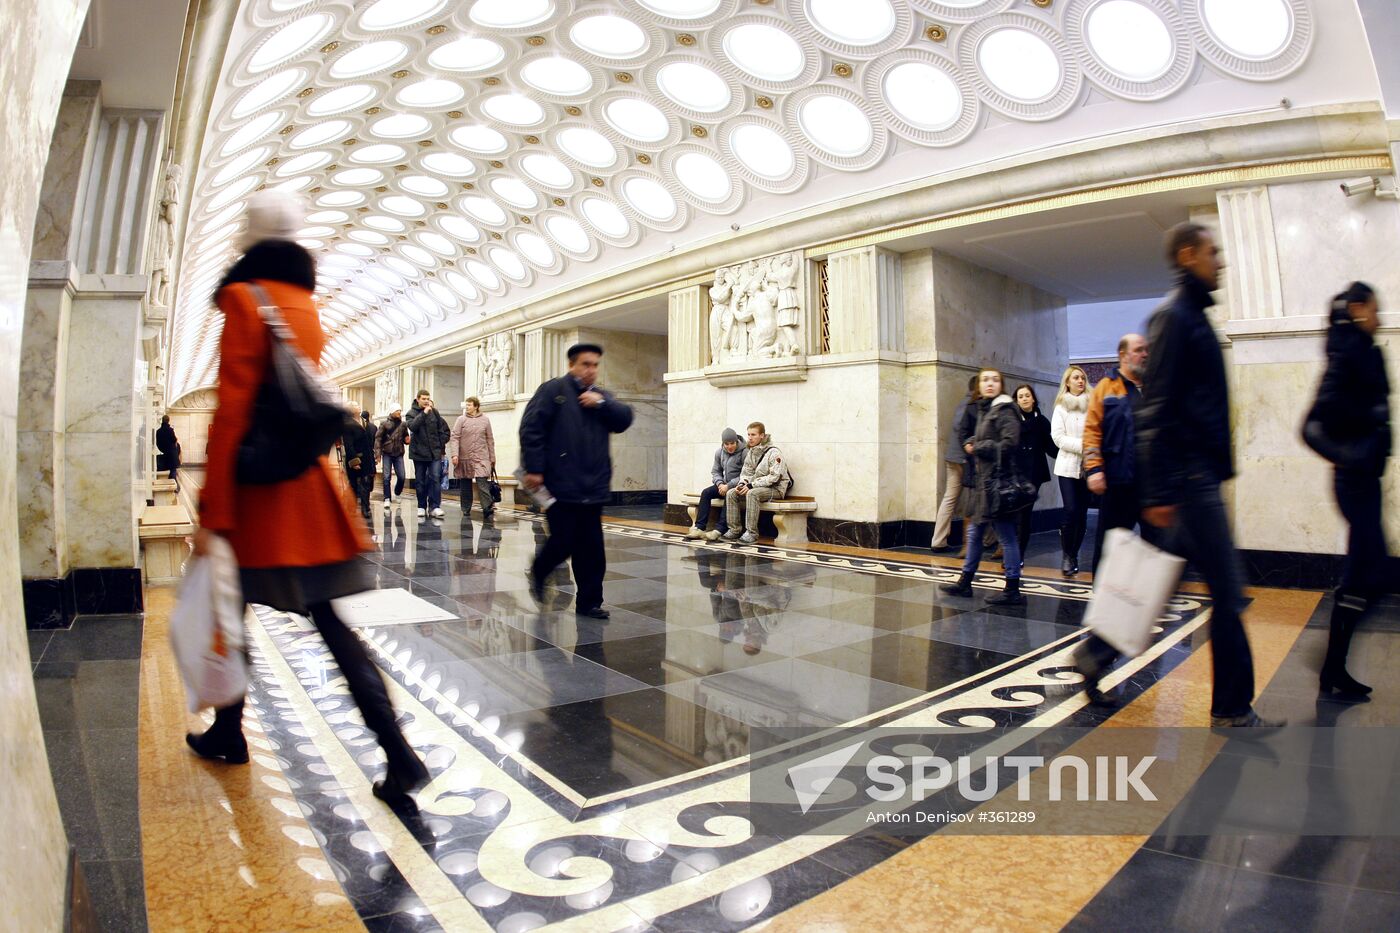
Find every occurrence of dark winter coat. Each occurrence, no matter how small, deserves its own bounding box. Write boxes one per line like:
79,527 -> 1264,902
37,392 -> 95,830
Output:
1303,309 -> 1392,476
959,397 -> 982,490
1137,271 -> 1234,507
407,400 -> 451,462
155,423 -> 180,470
945,397 -> 972,464
340,416 -> 373,476
968,395 -> 1025,523
519,374 -> 634,504
375,415 -> 407,459
1014,407 -> 1057,488
711,444 -> 744,486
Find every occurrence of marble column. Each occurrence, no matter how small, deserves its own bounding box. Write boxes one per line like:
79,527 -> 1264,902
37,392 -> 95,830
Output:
667,284 -> 707,372
825,246 -> 904,354
0,1 -> 94,927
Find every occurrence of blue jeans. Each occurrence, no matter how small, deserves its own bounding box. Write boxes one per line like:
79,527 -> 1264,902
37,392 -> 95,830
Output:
414,458 -> 442,510
381,454 -> 405,500
696,484 -> 728,533
961,518 -> 1021,579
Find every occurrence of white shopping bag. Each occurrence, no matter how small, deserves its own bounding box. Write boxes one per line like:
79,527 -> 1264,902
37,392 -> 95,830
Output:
1083,528 -> 1187,657
169,535 -> 247,712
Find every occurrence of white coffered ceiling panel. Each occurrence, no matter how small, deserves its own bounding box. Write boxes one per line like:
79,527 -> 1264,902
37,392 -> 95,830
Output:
168,0 -> 1347,396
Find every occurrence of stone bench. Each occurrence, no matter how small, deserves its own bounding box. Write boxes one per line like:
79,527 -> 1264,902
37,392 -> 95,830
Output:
682,492 -> 817,545
139,504 -> 194,585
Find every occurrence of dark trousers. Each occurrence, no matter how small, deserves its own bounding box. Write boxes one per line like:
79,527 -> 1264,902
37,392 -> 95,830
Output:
1091,483 -> 1149,573
413,459 -> 442,510
1082,479 -> 1254,718
1334,470 -> 1387,597
696,484 -> 728,533
534,502 -> 606,611
1059,475 -> 1090,558
1014,488 -> 1044,563
348,469 -> 371,515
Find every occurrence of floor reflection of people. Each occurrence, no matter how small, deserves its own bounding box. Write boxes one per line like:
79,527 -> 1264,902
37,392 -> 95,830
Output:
456,512 -> 502,619
537,619 -> 629,795
695,551 -> 745,645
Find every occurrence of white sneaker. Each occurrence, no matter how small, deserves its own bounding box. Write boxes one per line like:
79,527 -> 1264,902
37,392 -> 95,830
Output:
739,532 -> 758,544
416,507 -> 426,518
431,508 -> 445,518
684,525 -> 705,540
704,529 -> 722,542
383,501 -> 392,512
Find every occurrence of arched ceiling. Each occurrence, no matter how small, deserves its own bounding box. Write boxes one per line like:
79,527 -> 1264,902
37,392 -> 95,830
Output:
167,0 -> 1323,398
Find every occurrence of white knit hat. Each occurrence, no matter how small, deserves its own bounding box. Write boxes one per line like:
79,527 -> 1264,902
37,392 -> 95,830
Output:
236,189 -> 305,251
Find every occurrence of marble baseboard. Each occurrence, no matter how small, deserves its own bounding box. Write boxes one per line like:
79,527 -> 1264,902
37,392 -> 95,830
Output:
23,568 -> 143,629
1237,550 -> 1400,591
612,489 -> 665,505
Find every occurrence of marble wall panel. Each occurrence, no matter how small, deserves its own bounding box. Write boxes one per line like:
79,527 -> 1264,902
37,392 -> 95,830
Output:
433,365 -> 465,416
166,408 -> 212,464
65,295 -> 141,432
0,1 -> 92,928
64,430 -> 140,567
901,249 -> 937,353
17,431 -> 66,578
30,81 -> 100,263
929,251 -> 1068,380
18,274 -> 72,431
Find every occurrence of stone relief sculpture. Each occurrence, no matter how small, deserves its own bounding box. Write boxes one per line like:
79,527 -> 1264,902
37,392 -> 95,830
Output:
480,332 -> 513,396
147,163 -> 182,308
708,251 -> 803,364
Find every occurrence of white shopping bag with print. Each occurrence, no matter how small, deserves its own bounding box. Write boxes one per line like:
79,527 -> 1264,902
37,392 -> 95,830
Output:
1083,528 -> 1186,657
169,535 -> 247,712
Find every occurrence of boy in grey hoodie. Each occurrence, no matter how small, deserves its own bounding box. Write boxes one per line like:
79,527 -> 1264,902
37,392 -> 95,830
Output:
687,428 -> 745,541
724,422 -> 792,544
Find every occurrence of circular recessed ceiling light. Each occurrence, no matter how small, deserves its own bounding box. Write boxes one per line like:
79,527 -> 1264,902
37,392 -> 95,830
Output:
569,15 -> 647,59
521,56 -> 594,96
674,152 -> 731,202
330,40 -> 409,79
444,270 -> 480,300
1202,0 -> 1291,59
462,196 -> 508,225
418,232 -> 454,254
274,175 -> 314,192
219,110 -> 282,156
384,300 -> 414,329
297,224 -> 336,238
207,175 -> 261,212
556,127 -> 617,167
489,248 -> 527,280
338,243 -> 376,257
465,259 -> 502,289
370,265 -> 408,287
350,143 -> 407,164
441,215 -> 481,242
349,230 -> 392,245
371,113 -> 432,139
521,153 -> 574,188
333,167 -> 383,186
428,36 -> 506,72
722,24 -> 805,82
317,190 -> 365,207
211,146 -> 270,187
545,215 -> 590,254
422,152 -> 477,176
516,232 -> 555,267
470,0 -> 553,28
482,93 -> 546,126
307,84 -> 377,116
359,0 -> 447,30
637,0 -> 719,18
364,215 -> 405,232
248,13 -> 333,73
290,119 -> 352,149
306,209 -> 349,224
656,61 -> 730,112
425,280 -> 458,308
806,0 -> 895,46
400,244 -> 435,267
978,28 -> 1061,101
581,196 -> 630,237
798,95 -> 873,157
401,175 -> 449,197
603,98 -> 670,142
276,150 -> 333,176
232,68 -> 304,119
382,195 -> 427,217
299,239 -> 326,251
490,177 -> 538,208
622,177 -> 677,221
345,285 -> 379,303
397,78 -> 465,109
336,292 -> 367,310
883,62 -> 961,131
451,124 -> 509,154
1086,1 -> 1174,80
729,123 -> 795,179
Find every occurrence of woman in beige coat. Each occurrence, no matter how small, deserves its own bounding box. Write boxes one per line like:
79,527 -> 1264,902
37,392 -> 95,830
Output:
449,396 -> 497,517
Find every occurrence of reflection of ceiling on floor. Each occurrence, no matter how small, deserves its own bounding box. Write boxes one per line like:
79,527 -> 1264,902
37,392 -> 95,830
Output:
168,0 -> 1319,397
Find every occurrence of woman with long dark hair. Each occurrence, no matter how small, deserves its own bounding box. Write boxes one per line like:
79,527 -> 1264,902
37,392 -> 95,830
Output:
187,191 -> 428,807
1010,383 -> 1057,569
1303,281 -> 1391,701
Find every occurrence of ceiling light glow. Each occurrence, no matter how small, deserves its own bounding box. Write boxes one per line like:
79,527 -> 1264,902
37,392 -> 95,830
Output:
883,62 -> 961,130
978,28 -> 1061,101
1087,1 -> 1174,80
569,15 -> 648,59
798,95 -> 873,157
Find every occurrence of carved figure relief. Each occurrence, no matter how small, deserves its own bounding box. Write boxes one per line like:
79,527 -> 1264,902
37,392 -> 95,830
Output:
480,332 -> 514,397
147,163 -> 183,308
708,251 -> 803,364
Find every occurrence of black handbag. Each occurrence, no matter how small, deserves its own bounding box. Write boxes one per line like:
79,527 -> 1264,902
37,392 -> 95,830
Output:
235,284 -> 347,485
488,469 -> 503,503
989,446 -> 1037,518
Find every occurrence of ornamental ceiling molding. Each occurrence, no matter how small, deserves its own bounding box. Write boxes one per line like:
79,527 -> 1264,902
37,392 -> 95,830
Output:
167,0 -> 1316,398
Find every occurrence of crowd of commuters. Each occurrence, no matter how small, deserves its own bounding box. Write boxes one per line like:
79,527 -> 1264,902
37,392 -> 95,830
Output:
181,191 -> 1389,815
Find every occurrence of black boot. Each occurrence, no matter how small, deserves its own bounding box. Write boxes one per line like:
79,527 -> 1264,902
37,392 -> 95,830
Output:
986,577 -> 1025,607
940,572 -> 974,597
1319,593 -> 1372,700
186,698 -> 249,764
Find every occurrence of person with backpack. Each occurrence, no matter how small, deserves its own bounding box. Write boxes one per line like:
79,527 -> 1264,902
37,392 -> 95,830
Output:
722,422 -> 791,545
1302,281 -> 1391,701
1083,333 -> 1150,573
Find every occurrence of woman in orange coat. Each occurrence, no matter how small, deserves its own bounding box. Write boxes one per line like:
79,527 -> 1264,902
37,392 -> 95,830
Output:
188,191 -> 427,808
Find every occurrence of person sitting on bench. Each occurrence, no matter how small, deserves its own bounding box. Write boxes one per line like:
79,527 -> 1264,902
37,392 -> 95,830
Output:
687,428 -> 744,541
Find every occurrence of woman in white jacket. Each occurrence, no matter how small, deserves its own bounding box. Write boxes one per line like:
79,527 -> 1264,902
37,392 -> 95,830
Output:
1050,365 -> 1090,576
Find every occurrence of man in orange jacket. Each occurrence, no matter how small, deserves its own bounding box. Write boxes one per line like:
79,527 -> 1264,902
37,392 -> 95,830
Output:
1082,333 -> 1148,573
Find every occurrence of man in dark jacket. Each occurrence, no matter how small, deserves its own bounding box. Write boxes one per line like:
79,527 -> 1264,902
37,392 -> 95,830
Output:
520,343 -> 634,618
375,407 -> 408,509
155,415 -> 181,490
686,428 -> 743,541
340,406 -> 374,519
407,390 -> 452,519
1081,222 -> 1280,733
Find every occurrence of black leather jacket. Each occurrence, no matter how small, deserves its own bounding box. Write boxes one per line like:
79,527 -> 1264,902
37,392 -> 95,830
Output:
407,401 -> 451,461
519,375 -> 634,504
1137,271 -> 1234,507
1303,310 -> 1391,476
